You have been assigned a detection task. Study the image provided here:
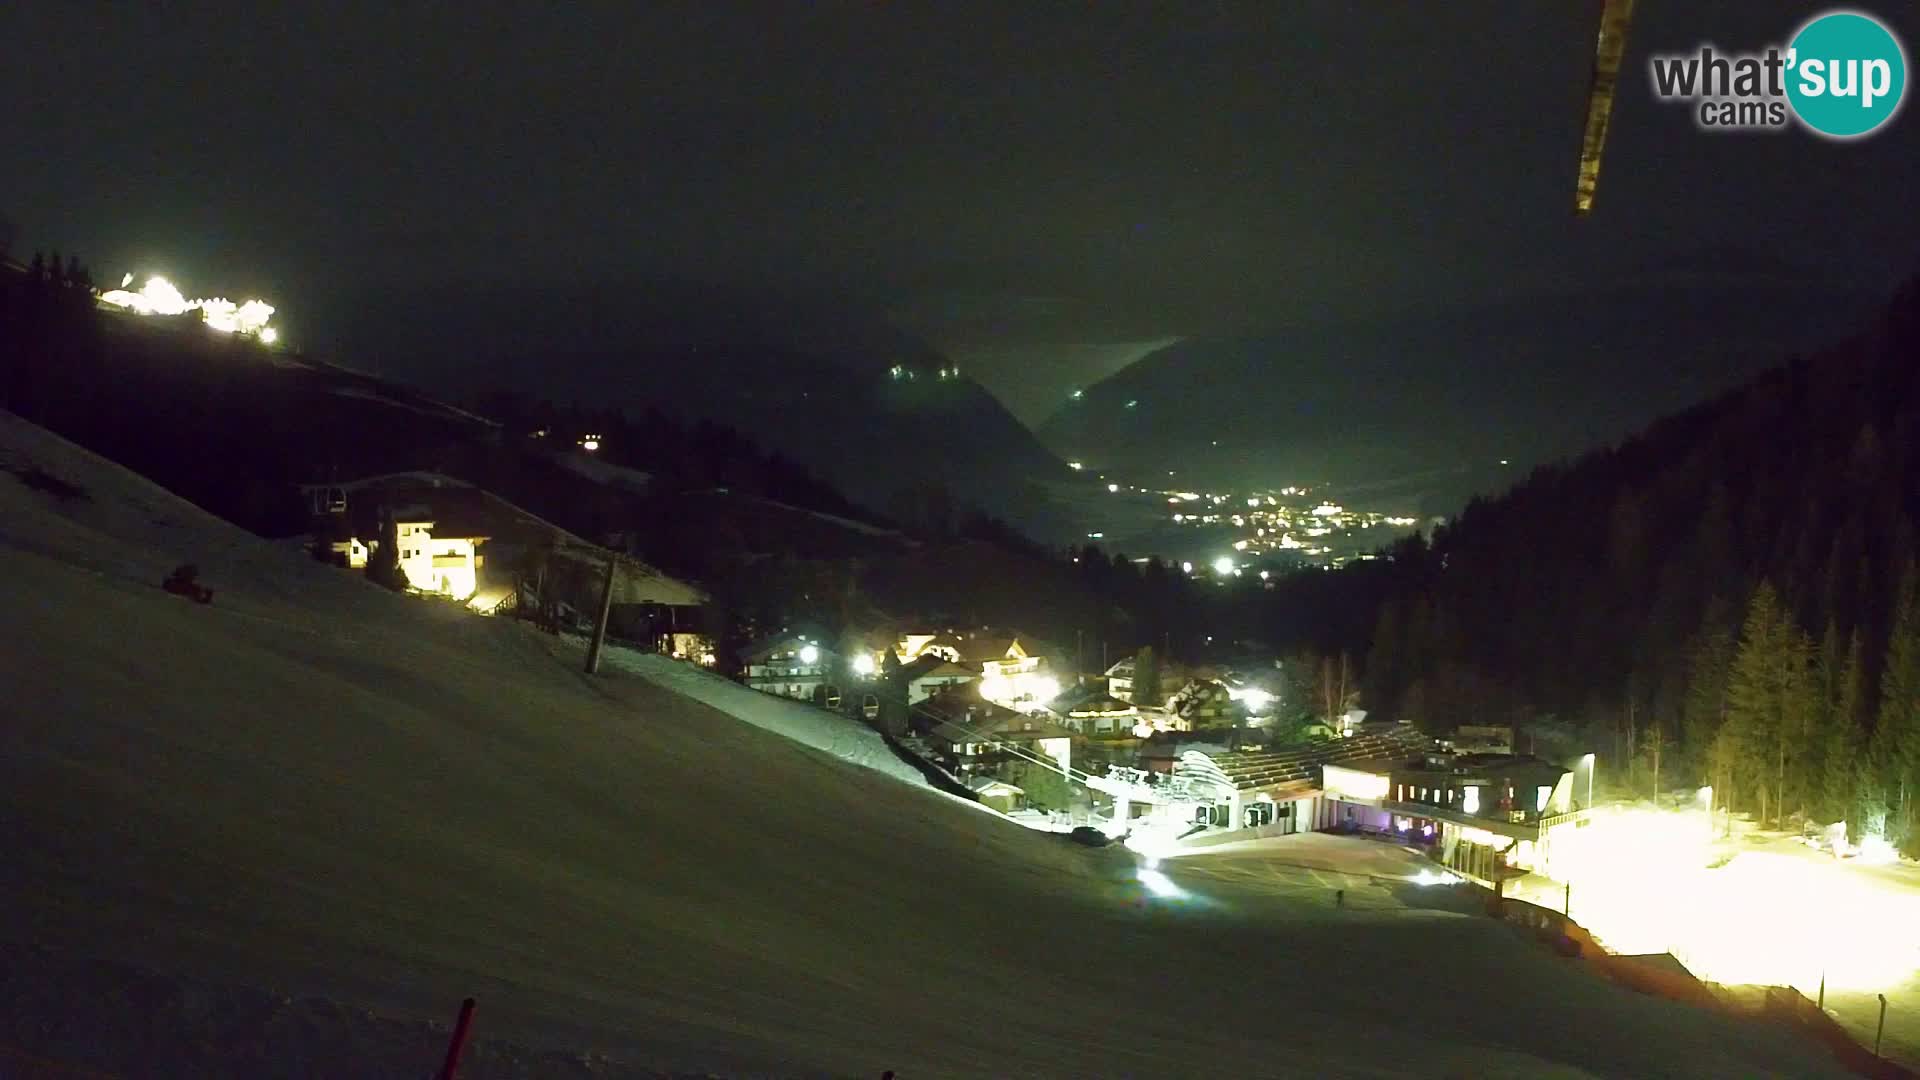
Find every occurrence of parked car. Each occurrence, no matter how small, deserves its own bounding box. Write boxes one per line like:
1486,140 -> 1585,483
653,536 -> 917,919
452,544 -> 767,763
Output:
1069,826 -> 1114,847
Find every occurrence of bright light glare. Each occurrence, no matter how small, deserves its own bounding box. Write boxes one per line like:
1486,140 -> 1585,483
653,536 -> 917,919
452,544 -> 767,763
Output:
1859,835 -> 1898,865
259,327 -> 279,345
100,275 -> 278,339
1107,483 -> 1120,493
1212,556 -> 1235,575
1123,823 -> 1185,861
852,653 -> 875,676
1229,687 -> 1274,712
1136,867 -> 1187,899
1526,806 -> 1920,997
798,644 -> 819,665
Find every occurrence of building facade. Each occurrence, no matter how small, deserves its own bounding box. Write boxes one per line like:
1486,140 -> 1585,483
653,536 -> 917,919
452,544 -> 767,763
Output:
904,656 -> 979,704
743,631 -> 838,705
1319,751 -> 1587,885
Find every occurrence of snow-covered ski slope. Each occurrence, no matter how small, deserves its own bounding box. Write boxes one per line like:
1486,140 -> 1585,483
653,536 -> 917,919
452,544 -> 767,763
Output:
600,650 -> 929,787
0,412 -> 1845,1077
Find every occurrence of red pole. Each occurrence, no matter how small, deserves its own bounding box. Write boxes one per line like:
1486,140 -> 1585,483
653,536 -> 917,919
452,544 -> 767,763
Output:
438,997 -> 477,1080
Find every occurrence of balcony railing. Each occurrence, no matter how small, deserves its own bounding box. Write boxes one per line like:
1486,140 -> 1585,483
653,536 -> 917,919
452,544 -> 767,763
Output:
1379,800 -> 1567,839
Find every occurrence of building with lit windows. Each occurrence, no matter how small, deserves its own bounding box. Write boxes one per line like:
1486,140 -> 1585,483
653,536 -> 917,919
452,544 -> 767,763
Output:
892,631 -> 963,664
915,684 -> 1075,779
300,472 -> 704,613
1058,691 -> 1140,735
901,654 -> 979,704
1320,751 -> 1586,886
742,630 -> 838,705
1166,726 -> 1434,834
302,475 -> 500,602
303,476 -> 489,599
952,631 -> 1061,709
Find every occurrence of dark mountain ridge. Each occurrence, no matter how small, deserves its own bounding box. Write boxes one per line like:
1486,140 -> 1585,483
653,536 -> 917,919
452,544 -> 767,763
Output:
1041,280 -> 1880,513
331,279 -> 1079,541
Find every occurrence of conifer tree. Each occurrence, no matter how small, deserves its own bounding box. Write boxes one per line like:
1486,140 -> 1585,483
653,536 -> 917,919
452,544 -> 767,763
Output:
1723,583 -> 1814,827
1874,563 -> 1920,852
1682,602 -> 1735,786
875,648 -> 909,737
366,508 -> 408,591
1133,645 -> 1161,707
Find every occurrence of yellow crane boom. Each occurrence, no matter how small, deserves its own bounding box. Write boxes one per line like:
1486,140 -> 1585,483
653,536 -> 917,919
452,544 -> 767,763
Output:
1575,0 -> 1639,214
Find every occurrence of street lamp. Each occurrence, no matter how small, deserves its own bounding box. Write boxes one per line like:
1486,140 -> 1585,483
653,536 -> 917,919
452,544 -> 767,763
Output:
1582,753 -> 1596,810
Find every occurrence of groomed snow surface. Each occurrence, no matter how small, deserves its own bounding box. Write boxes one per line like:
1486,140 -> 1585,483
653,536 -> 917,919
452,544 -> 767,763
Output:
600,650 -> 928,788
0,412 -> 1849,1077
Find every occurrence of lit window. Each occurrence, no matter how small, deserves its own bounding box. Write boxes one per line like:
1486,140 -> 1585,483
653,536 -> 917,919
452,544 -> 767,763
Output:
1463,786 -> 1480,814
1536,785 -> 1551,812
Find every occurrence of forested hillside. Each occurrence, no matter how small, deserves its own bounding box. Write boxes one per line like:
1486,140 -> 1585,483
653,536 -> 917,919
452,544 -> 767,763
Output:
336,278 -> 1078,542
1272,271 -> 1920,850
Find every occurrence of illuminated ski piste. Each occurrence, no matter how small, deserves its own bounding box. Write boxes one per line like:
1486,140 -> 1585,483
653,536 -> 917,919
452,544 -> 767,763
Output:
1500,803 -> 1920,1062
1505,805 -> 1920,995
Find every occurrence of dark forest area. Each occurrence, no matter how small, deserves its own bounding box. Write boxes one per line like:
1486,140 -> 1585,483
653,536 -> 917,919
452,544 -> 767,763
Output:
1264,271 -> 1920,850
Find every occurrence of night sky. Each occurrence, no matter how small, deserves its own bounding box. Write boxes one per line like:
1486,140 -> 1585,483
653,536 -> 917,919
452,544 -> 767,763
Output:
5,2 -> 1917,425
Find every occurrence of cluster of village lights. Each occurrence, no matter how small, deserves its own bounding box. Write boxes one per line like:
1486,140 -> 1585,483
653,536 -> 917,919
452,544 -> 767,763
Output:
99,274 -> 279,344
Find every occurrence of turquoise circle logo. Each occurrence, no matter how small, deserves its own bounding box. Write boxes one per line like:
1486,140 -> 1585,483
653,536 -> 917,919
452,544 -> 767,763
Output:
1786,11 -> 1907,138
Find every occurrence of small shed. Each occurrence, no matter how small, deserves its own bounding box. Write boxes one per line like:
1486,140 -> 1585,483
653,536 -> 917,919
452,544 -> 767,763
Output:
966,776 -> 1027,814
